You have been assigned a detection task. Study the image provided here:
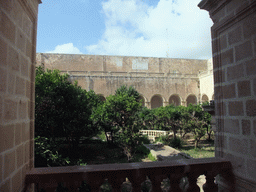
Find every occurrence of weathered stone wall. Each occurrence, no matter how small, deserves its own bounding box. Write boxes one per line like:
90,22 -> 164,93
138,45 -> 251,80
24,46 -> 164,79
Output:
199,58 -> 214,102
36,53 -> 208,74
0,0 -> 40,191
200,0 -> 256,191
36,53 -> 213,108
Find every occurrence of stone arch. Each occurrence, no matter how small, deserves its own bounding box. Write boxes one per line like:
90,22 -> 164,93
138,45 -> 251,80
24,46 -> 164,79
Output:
151,94 -> 163,109
169,94 -> 181,106
98,94 -> 106,102
138,95 -> 146,107
212,94 -> 214,100
186,94 -> 197,106
202,94 -> 209,103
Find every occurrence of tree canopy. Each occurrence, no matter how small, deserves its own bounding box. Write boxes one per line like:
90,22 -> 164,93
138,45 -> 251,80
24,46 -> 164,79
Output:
35,66 -> 100,149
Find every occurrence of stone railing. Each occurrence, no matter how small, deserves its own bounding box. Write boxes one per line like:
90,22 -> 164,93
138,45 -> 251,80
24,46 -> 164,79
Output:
140,130 -> 171,141
24,158 -> 234,192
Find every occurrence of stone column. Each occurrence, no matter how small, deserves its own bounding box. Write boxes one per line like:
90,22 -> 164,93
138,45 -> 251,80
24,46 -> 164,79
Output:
145,102 -> 151,109
163,102 -> 169,107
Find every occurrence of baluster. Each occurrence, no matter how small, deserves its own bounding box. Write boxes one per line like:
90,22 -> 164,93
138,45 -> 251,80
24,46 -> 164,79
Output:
63,181 -> 82,192
168,174 -> 183,192
185,174 -> 200,192
127,170 -> 146,192
203,172 -> 218,192
84,172 -> 105,192
148,174 -> 166,192
108,172 -> 126,192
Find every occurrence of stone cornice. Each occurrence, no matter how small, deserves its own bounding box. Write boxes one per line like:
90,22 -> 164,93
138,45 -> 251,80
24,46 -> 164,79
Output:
198,0 -> 231,23
198,0 -> 225,12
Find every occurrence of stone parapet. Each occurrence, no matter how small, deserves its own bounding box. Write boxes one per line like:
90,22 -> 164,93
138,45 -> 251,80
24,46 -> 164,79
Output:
24,158 -> 233,192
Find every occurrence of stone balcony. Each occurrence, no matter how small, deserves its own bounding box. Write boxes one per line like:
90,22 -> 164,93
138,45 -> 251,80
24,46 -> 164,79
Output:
24,157 -> 233,192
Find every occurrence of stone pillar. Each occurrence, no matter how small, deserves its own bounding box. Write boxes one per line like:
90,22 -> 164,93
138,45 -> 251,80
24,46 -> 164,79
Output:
199,0 -> 256,191
145,102 -> 151,109
0,0 -> 41,191
163,102 -> 169,107
181,100 -> 186,106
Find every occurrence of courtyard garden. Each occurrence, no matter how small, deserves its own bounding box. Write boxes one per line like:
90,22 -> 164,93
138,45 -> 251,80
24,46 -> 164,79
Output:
35,67 -> 214,166
34,67 -> 214,191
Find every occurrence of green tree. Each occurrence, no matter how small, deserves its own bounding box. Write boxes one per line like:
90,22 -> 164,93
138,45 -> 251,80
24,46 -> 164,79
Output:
93,86 -> 143,161
154,105 -> 182,140
186,104 -> 211,148
35,67 -> 100,150
139,107 -> 156,130
115,85 -> 140,100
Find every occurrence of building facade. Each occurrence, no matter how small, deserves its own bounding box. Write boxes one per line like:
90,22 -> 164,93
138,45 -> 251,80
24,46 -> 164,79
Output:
36,53 -> 214,108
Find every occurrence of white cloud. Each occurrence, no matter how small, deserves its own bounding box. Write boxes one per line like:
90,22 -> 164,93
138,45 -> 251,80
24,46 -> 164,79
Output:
85,0 -> 213,59
47,43 -> 83,54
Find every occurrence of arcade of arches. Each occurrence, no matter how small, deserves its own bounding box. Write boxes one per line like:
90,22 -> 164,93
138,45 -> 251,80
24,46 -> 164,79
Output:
37,53 -> 214,109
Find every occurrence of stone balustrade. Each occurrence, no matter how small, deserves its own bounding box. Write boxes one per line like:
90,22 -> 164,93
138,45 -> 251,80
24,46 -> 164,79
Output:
140,130 -> 171,142
24,157 -> 233,192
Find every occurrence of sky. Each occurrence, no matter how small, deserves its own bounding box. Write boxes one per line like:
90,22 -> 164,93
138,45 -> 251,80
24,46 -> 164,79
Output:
37,0 -> 213,60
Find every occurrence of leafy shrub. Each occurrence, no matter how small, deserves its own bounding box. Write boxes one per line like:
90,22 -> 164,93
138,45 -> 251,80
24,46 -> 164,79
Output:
139,135 -> 151,144
155,135 -> 169,145
35,136 -> 70,167
135,145 -> 150,155
169,137 -> 183,149
155,135 -> 183,149
147,153 -> 157,161
97,131 -> 107,141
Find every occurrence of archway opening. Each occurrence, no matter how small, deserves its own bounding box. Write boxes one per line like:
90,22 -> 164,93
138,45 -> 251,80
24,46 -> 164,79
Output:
202,94 -> 209,103
151,95 -> 163,109
186,95 -> 197,106
98,95 -> 106,102
169,95 -> 181,106
138,95 -> 145,107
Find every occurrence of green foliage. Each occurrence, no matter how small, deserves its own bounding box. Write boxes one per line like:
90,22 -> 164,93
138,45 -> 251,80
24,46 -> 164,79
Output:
139,107 -> 157,130
35,67 -> 101,150
147,153 -> 157,161
115,85 -> 140,100
34,136 -> 70,167
154,105 -> 182,139
155,135 -> 169,145
92,85 -> 144,161
169,137 -> 183,149
185,104 -> 211,148
155,135 -> 183,148
97,131 -> 107,141
138,135 -> 151,144
135,145 -> 150,155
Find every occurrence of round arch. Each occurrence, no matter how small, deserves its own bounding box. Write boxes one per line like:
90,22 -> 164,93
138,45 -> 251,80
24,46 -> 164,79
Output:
138,95 -> 146,107
202,94 -> 209,103
98,94 -> 106,102
186,94 -> 197,106
169,94 -> 181,106
151,94 -> 163,109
